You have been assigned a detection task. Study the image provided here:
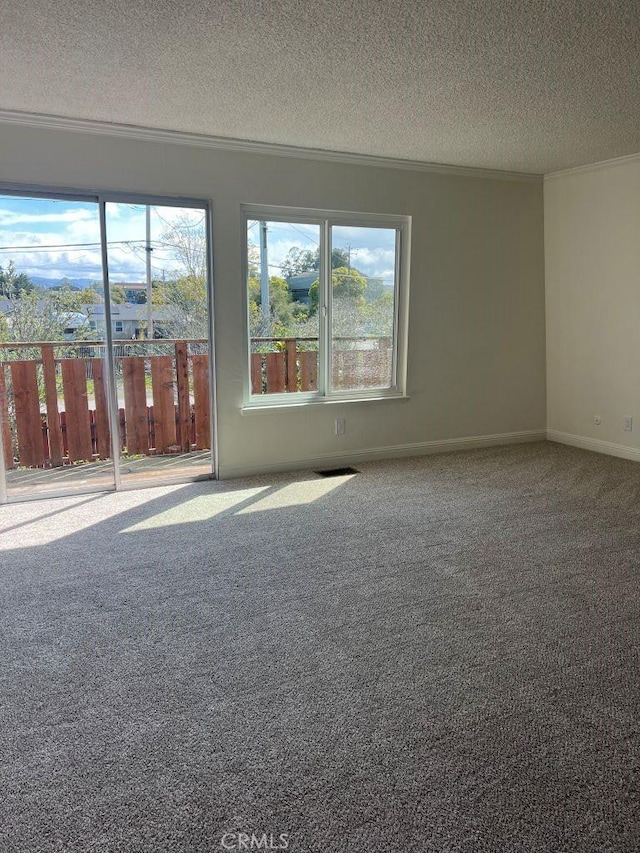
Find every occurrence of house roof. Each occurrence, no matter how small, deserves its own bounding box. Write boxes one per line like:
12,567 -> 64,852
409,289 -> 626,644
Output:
1,2 -> 639,174
88,304 -> 171,321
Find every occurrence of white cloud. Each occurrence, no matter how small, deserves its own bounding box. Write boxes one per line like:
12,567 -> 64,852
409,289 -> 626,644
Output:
0,198 -> 208,282
349,247 -> 396,279
0,208 -> 95,226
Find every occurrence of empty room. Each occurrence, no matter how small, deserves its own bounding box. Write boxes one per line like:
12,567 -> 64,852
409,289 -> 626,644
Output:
1,2 -> 639,851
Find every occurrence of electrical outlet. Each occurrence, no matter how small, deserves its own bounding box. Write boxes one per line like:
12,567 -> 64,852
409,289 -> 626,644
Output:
593,415 -> 602,425
623,416 -> 633,432
335,418 -> 345,436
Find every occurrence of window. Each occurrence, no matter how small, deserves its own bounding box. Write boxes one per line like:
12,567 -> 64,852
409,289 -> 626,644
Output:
243,207 -> 409,405
0,188 -> 215,503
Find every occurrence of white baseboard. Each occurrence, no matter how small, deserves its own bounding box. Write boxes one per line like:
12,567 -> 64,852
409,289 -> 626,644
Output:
546,430 -> 640,462
219,429 -> 547,479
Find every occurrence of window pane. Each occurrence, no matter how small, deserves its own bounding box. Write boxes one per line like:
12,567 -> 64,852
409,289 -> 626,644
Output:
247,220 -> 320,395
104,203 -> 213,484
330,225 -> 397,391
0,194 -> 115,497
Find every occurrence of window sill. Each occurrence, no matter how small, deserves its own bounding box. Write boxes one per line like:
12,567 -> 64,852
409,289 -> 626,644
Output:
240,393 -> 410,415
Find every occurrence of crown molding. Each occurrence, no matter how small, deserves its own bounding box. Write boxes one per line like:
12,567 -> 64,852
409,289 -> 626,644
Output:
0,108 -> 542,183
544,150 -> 640,181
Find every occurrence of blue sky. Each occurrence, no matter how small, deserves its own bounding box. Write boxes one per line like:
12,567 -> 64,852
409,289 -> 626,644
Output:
0,195 -> 397,286
0,197 -> 204,284
0,196 -> 104,280
248,219 -> 397,285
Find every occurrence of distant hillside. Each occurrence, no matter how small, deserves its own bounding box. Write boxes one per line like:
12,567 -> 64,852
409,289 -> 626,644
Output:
30,276 -> 102,289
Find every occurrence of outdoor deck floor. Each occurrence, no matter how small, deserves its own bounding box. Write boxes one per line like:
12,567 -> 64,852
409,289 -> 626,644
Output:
5,451 -> 213,498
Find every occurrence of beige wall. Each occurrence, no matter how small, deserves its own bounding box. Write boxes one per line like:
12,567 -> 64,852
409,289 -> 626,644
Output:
545,158 -> 640,459
0,123 -> 546,476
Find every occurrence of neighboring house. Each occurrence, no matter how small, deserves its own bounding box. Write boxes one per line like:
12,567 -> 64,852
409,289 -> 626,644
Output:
0,299 -> 89,340
85,303 -> 173,339
61,312 -> 89,339
86,304 -> 142,339
116,282 -> 149,304
286,272 -> 318,304
286,272 -> 388,304
0,298 -> 171,342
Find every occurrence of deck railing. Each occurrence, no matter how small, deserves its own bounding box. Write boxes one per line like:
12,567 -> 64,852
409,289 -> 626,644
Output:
0,339 -> 210,470
0,335 -> 393,469
250,335 -> 392,394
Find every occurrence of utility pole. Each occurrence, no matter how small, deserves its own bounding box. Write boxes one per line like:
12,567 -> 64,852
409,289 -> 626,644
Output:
259,221 -> 270,327
145,206 -> 154,339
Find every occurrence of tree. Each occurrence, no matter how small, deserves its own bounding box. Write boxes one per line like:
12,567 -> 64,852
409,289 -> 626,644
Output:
308,266 -> 367,312
363,291 -> 395,336
160,213 -> 207,281
0,265 -> 97,343
49,284 -> 103,309
152,214 -> 209,338
248,275 -> 310,339
0,261 -> 36,298
0,289 -> 94,344
153,275 -> 208,339
110,286 -> 127,304
247,242 -> 260,278
280,246 -> 349,278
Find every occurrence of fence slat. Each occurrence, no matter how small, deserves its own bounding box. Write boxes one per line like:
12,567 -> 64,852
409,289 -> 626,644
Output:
299,351 -> 318,391
41,345 -> 64,467
122,357 -> 149,455
60,411 -> 68,457
332,351 -> 343,390
61,359 -> 93,463
286,340 -> 297,392
91,359 -> 111,459
250,353 -> 263,394
118,408 -> 126,451
265,352 -> 286,393
175,342 -> 191,452
0,365 -> 15,469
344,351 -> 361,389
363,350 -> 391,387
150,356 -> 177,453
10,361 -> 45,468
192,354 -> 210,450
332,350 -> 360,390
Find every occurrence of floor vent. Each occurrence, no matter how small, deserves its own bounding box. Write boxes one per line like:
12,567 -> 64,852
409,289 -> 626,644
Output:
315,467 -> 360,477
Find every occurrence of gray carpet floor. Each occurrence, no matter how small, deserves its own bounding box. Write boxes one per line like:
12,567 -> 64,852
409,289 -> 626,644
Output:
1,441 -> 639,852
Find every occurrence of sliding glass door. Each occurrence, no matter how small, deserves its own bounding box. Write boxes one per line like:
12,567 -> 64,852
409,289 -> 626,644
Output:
0,190 -> 215,501
103,202 -> 213,487
0,194 -> 115,499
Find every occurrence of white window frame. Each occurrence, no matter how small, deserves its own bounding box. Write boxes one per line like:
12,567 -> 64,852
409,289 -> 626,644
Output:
242,205 -> 410,409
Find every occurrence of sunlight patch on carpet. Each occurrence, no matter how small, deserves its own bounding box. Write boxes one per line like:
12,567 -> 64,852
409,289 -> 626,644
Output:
235,476 -> 354,514
121,487 -> 269,530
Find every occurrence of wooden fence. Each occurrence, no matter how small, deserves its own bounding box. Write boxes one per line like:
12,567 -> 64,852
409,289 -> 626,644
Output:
0,335 -> 392,470
250,336 -> 392,394
0,340 -> 210,470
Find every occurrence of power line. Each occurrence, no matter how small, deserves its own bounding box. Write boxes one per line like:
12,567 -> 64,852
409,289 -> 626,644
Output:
0,234 -> 207,254
11,264 -> 104,273
152,209 -> 205,229
0,239 -> 150,252
268,222 -> 319,246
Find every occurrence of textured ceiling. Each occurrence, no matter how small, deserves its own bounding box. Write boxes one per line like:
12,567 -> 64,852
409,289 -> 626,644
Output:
1,1 -> 640,174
